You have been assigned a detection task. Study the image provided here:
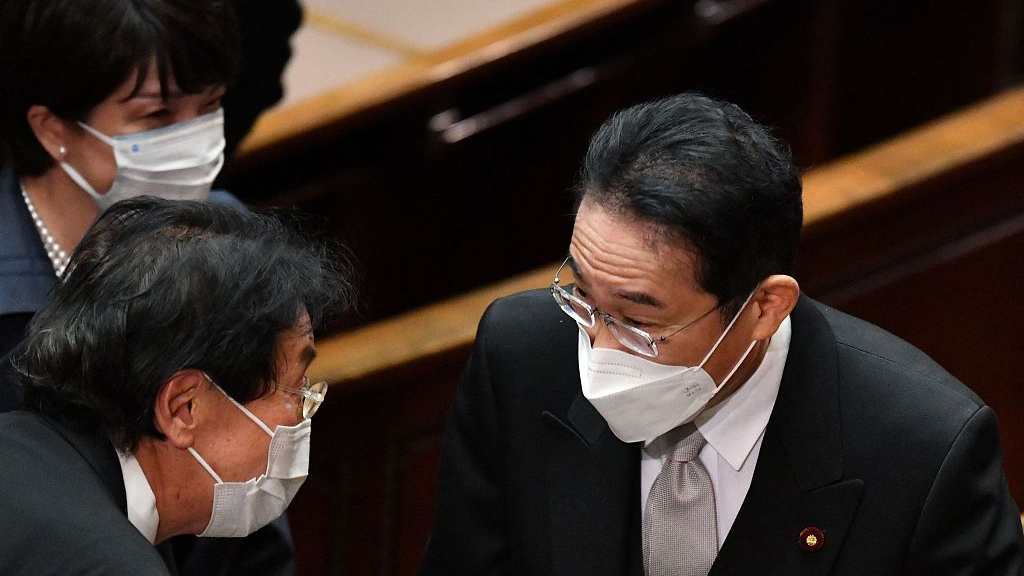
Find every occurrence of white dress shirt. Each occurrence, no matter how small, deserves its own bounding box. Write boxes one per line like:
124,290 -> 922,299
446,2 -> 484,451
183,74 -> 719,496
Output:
640,316 -> 791,547
117,451 -> 160,544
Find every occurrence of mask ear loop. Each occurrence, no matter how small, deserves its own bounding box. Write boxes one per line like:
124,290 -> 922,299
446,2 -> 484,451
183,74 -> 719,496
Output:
57,131 -> 109,201
697,290 -> 757,368
58,161 -> 105,201
188,373 -> 231,483
187,446 -> 224,483
202,373 -> 275,437
77,122 -> 118,146
714,340 -> 758,390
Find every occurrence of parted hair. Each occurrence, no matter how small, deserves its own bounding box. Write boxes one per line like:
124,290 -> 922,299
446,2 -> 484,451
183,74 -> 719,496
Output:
0,0 -> 239,175
16,197 -> 354,452
576,93 -> 803,319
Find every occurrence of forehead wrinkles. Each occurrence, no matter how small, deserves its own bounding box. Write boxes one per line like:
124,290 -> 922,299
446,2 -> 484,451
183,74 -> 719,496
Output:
570,207 -> 677,290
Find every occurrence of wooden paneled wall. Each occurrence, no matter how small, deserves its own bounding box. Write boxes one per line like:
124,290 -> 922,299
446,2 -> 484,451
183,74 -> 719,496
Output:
289,87 -> 1024,576
224,0 -> 1023,328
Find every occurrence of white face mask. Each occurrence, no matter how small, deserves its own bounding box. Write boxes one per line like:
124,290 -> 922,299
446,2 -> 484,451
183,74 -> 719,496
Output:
579,292 -> 757,444
188,383 -> 311,538
60,108 -> 226,210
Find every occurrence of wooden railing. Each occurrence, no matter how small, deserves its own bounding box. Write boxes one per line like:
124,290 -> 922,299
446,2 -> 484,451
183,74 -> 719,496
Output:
293,86 -> 1024,576
224,0 -> 1020,328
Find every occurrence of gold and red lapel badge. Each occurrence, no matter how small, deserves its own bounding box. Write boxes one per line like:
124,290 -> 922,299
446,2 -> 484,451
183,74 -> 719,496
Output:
799,526 -> 825,552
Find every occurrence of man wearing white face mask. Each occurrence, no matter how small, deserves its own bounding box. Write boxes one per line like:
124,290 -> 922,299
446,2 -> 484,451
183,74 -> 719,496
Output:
0,198 -> 353,574
0,1 -> 307,573
419,93 -> 1024,576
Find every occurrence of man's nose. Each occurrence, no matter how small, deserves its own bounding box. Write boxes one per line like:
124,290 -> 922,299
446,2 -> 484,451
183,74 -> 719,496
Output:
589,319 -> 629,352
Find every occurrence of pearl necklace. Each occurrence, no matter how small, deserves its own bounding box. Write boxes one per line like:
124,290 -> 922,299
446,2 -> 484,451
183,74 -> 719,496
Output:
19,182 -> 69,277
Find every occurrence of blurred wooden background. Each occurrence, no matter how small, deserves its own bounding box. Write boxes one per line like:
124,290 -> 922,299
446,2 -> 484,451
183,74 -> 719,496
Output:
226,0 -> 1022,325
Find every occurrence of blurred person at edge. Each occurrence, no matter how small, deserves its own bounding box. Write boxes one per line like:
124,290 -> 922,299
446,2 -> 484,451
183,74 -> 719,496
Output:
0,197 -> 354,574
0,0 -> 305,574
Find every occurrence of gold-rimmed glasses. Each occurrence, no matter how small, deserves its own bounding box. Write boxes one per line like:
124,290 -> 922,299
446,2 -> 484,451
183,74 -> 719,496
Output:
276,376 -> 328,419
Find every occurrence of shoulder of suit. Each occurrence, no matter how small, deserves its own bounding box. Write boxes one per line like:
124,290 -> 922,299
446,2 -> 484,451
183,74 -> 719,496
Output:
481,288 -> 571,335
809,299 -> 984,409
0,412 -> 170,574
476,289 -> 578,368
0,411 -> 114,493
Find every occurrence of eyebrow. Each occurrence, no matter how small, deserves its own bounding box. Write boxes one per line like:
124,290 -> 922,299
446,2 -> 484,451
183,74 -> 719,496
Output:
122,85 -> 227,104
120,91 -> 185,103
566,255 -> 665,309
618,292 -> 664,309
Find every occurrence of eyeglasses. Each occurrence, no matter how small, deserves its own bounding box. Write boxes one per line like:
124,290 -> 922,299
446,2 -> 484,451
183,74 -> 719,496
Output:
549,257 -> 718,358
276,376 -> 328,419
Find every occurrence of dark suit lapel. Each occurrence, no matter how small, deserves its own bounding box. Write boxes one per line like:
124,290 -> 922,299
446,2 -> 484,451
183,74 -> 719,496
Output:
712,296 -> 863,576
543,393 -> 644,576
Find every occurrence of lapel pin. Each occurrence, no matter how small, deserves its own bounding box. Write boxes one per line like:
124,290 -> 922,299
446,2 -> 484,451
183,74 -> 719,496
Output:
799,526 -> 825,552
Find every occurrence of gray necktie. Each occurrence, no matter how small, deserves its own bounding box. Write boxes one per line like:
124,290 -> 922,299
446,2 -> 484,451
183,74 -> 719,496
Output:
643,423 -> 718,576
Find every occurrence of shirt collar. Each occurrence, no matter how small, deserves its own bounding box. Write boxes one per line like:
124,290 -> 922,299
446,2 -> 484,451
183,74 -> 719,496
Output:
116,451 -> 160,544
693,315 -> 792,471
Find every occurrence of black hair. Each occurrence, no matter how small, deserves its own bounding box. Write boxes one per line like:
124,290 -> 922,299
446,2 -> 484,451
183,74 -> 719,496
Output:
0,0 -> 240,175
15,197 -> 354,452
576,92 -> 803,319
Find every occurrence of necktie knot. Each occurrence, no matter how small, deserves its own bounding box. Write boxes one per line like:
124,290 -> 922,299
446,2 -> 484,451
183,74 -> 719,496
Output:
667,423 -> 706,463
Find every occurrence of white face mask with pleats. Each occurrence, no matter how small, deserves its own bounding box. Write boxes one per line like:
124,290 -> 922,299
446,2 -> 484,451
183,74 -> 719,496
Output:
188,381 -> 310,538
579,292 -> 756,444
59,108 -> 225,210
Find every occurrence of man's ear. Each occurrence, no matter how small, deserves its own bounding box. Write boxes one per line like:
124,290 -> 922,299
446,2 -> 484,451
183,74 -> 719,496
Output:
750,275 -> 800,341
152,370 -> 208,449
26,105 -> 72,163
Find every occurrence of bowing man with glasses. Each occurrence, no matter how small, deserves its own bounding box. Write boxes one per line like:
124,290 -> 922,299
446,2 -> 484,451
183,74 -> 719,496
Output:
418,93 -> 1024,576
0,197 -> 352,574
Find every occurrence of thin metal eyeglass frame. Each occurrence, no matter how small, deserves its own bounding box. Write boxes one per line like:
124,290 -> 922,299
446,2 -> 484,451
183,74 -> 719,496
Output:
549,257 -> 719,357
276,376 -> 328,419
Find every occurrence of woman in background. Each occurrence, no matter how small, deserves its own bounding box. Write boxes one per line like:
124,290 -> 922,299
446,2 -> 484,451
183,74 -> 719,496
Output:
0,0 -> 298,574
0,0 -> 237,346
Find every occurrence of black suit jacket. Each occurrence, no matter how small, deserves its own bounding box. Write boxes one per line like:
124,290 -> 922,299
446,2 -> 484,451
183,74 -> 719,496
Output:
418,290 -> 1024,575
0,411 -> 171,574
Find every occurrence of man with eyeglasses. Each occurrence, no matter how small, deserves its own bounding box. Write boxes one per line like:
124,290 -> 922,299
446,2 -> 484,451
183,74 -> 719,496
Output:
0,197 -> 350,574
418,93 -> 1023,576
